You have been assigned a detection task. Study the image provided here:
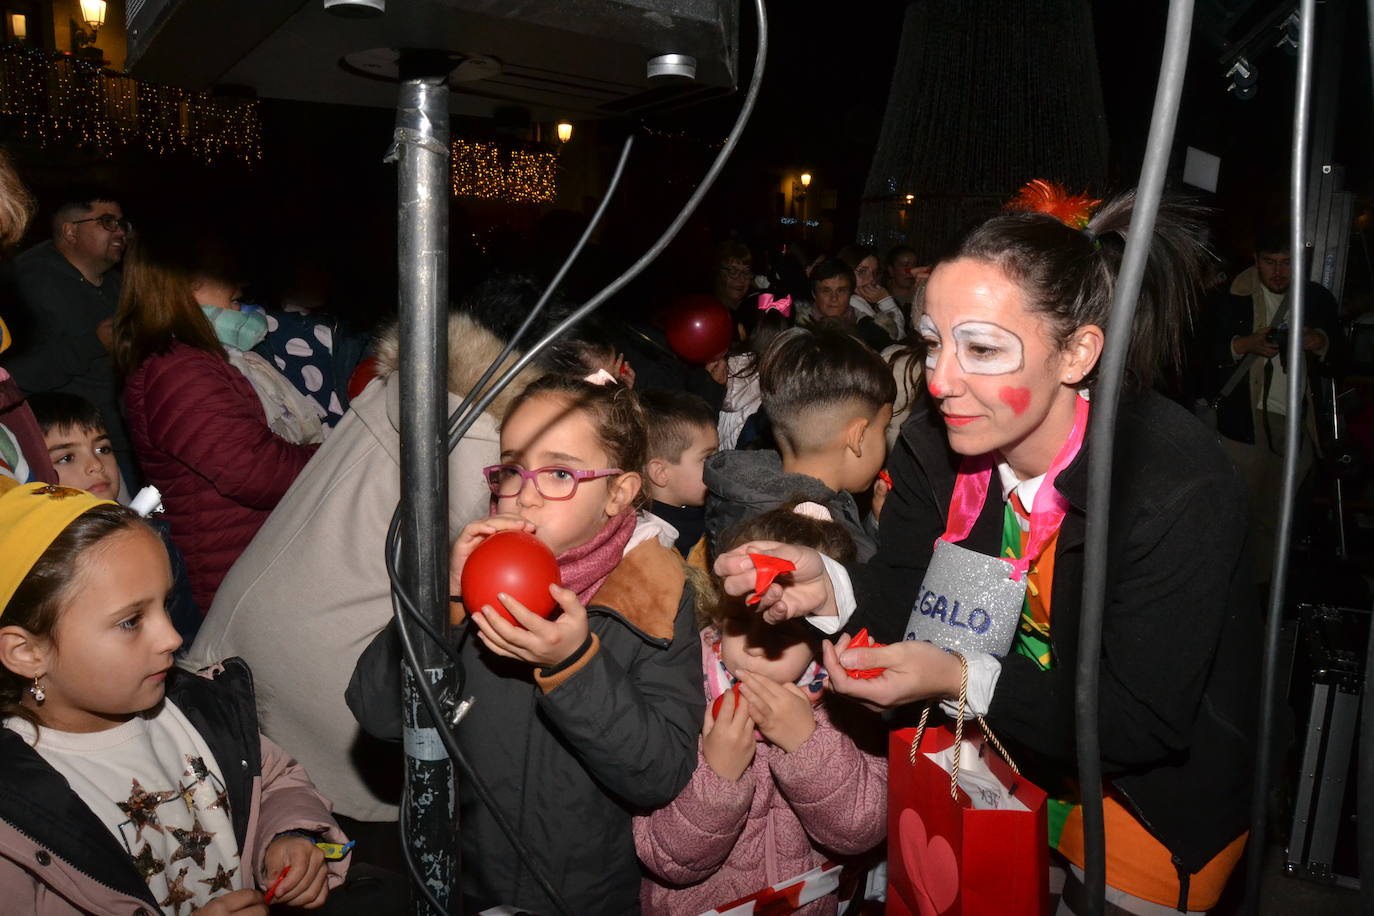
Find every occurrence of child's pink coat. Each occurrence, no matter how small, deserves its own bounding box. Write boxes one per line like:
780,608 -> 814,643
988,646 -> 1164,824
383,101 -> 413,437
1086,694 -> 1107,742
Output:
634,640 -> 887,916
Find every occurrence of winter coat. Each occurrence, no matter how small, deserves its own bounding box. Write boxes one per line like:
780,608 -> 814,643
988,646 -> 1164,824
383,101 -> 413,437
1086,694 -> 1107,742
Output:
0,658 -> 348,915
635,655 -> 887,915
851,391 -> 1259,874
188,314 -> 548,822
122,342 -> 317,612
703,449 -> 878,562
348,538 -> 705,915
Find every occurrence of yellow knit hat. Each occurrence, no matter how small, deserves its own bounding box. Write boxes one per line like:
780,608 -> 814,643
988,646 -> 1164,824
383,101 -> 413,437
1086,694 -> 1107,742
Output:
0,480 -> 116,615
0,315 -> 10,354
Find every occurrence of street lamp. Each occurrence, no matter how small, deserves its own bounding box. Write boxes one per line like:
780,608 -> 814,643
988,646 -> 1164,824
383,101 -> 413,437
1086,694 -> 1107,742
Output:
71,0 -> 106,60
792,171 -> 813,225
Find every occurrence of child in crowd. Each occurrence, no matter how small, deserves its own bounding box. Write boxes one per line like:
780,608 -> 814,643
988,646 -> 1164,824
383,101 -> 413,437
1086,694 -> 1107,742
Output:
26,391 -> 202,646
717,295 -> 794,450
0,479 -> 349,915
640,388 -> 718,559
635,503 -> 887,915
705,326 -> 895,561
348,375 -> 703,915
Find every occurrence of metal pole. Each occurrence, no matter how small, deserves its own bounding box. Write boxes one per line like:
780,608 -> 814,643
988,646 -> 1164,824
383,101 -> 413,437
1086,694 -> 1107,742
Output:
1075,3 -> 1194,913
1246,0 -> 1315,909
390,60 -> 456,916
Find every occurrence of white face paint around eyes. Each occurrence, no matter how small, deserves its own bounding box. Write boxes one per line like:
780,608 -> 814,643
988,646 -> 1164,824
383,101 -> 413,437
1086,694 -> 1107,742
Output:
918,314 -> 940,370
951,321 -> 1024,375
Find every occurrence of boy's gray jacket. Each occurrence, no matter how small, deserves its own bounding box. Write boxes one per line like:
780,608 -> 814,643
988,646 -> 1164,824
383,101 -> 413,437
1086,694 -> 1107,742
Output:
703,449 -> 878,561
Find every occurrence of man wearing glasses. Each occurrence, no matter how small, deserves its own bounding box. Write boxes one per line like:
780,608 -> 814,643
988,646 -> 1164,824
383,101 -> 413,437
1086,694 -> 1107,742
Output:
0,190 -> 137,487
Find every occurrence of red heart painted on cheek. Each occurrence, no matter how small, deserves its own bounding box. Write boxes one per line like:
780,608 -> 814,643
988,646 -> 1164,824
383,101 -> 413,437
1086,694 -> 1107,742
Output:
998,386 -> 1032,416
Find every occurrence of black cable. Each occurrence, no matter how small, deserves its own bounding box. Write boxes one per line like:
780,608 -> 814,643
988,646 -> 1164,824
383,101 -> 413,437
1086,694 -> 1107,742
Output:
383,0 -> 770,909
445,135 -> 636,449
389,569 -> 577,916
1074,2 -> 1194,914
1363,11 -> 1374,913
442,0 -> 770,451
1246,0 -> 1316,910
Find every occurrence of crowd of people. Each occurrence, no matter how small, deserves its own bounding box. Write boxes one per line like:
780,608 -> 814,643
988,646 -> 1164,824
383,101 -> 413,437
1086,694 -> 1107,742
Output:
0,145 -> 1352,916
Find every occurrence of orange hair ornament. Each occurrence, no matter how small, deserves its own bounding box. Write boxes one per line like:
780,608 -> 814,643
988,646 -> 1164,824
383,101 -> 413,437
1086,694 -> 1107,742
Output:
1006,179 -> 1101,230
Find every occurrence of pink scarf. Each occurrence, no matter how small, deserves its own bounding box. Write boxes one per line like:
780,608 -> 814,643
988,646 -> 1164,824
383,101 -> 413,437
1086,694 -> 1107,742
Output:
557,509 -> 636,604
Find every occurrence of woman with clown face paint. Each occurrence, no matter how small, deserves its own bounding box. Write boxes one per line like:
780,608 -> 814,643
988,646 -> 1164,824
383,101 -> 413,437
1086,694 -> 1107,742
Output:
715,182 -> 1258,914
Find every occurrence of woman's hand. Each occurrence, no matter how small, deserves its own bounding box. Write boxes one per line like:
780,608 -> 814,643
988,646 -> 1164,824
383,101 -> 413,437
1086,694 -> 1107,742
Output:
449,515 -> 537,617
262,835 -> 329,909
822,635 -> 964,711
737,670 -> 815,753
471,583 -> 591,669
702,690 -> 756,782
858,279 -> 892,305
191,889 -> 266,916
713,542 -> 835,625
872,474 -> 890,521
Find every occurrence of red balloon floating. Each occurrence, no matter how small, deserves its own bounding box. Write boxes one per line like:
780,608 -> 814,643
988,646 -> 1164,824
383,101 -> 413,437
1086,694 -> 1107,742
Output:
663,294 -> 735,364
460,530 -> 562,627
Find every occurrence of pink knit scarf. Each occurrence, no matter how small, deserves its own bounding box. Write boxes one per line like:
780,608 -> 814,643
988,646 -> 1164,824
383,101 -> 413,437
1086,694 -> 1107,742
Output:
557,509 -> 636,604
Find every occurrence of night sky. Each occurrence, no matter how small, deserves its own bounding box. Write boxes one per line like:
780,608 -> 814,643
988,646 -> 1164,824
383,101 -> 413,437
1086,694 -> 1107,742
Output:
6,0 -> 1371,322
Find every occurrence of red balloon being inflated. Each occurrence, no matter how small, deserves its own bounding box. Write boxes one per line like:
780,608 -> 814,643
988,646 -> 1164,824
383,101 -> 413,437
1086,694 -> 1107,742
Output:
460,530 -> 562,626
663,294 -> 735,365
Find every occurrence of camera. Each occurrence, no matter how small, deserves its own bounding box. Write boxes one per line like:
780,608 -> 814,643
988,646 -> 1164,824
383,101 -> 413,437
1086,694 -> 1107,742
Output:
1265,326 -> 1290,350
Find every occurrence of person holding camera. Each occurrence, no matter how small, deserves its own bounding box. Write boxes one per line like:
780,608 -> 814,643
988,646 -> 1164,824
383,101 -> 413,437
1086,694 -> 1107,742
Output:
1207,223 -> 1342,583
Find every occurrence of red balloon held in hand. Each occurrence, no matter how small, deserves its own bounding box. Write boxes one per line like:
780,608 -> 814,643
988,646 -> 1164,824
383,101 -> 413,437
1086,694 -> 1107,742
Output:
662,294 -> 734,364
712,683 -> 743,719
460,530 -> 561,627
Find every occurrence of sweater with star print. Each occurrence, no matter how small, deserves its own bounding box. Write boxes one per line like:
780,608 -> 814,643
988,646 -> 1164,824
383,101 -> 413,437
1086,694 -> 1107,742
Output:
0,658 -> 349,915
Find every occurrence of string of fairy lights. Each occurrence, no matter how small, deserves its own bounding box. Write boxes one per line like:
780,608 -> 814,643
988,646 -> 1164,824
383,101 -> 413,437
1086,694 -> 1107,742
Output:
0,46 -> 564,201
450,138 -> 557,203
0,46 -> 262,166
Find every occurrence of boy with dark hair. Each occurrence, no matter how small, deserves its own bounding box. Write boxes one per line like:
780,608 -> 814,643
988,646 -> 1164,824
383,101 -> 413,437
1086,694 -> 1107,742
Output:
704,325 -> 895,562
26,390 -> 200,643
639,388 -> 719,558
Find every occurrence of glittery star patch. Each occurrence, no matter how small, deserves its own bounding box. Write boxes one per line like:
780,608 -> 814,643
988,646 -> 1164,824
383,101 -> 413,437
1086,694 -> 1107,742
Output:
198,862 -> 238,893
116,778 -> 179,841
169,814 -> 215,869
130,842 -> 164,881
183,755 -> 210,783
159,867 -> 195,916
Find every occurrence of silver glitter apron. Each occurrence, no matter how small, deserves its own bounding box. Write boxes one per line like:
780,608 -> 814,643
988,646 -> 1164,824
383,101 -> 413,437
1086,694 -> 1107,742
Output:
905,396 -> 1089,656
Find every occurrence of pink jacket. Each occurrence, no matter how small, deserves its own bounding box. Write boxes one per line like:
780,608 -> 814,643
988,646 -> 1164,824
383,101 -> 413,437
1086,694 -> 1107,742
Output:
635,696 -> 887,915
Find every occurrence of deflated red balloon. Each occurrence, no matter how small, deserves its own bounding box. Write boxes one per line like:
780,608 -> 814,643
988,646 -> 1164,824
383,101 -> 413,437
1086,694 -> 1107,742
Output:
712,683 -> 743,719
843,627 -> 887,679
663,294 -> 734,365
746,553 -> 797,606
460,530 -> 561,627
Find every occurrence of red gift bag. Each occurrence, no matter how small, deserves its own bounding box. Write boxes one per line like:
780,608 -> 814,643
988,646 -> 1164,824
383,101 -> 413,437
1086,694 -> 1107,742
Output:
886,703 -> 1050,916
